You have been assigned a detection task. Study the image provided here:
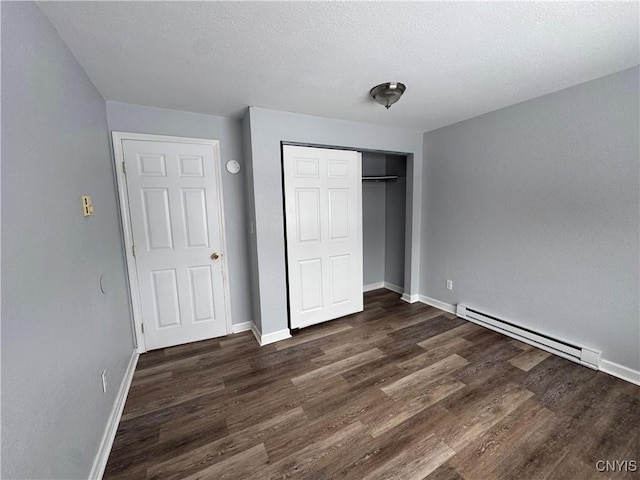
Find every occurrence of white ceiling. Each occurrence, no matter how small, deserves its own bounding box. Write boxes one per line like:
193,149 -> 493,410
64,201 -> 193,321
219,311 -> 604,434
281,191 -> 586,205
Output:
39,1 -> 639,132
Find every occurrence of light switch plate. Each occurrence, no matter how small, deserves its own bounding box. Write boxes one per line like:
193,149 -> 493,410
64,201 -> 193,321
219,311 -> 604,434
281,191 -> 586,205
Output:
82,195 -> 94,216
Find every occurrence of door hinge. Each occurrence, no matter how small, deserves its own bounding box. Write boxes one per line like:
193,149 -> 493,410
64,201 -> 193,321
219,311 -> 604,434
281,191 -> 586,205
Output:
132,245 -> 136,257
141,323 -> 144,334
122,162 -> 127,174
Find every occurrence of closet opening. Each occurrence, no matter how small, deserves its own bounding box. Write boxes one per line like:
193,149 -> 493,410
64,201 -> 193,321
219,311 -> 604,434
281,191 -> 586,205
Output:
362,151 -> 407,296
280,141 -> 417,332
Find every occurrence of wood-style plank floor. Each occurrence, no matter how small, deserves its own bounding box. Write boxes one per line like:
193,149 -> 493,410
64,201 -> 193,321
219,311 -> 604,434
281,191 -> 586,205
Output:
104,289 -> 639,480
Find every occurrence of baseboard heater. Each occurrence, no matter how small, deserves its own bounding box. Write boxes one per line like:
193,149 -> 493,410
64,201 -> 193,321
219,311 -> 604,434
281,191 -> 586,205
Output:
456,305 -> 601,370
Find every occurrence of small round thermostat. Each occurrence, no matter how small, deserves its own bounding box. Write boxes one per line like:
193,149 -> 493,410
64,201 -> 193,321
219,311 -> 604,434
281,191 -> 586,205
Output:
226,160 -> 241,174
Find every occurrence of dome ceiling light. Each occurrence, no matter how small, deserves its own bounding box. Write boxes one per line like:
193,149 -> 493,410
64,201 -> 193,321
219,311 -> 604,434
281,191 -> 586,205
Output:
369,82 -> 406,109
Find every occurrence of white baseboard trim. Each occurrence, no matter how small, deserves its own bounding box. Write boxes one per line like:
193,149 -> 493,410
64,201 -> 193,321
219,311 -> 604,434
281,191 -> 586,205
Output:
401,293 -> 419,304
250,322 -> 262,345
232,321 -> 252,334
89,349 -> 139,480
363,282 -> 385,292
251,322 -> 292,346
364,282 -> 405,295
600,359 -> 640,386
260,328 -> 292,346
418,295 -> 456,314
384,282 -> 404,295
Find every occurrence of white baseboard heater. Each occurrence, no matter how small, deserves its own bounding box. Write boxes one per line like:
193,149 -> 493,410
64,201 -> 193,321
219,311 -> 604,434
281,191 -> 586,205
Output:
456,304 -> 601,370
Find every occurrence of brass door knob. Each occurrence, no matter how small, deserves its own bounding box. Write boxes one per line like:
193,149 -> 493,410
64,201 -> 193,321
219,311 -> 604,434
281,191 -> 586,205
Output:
211,252 -> 220,260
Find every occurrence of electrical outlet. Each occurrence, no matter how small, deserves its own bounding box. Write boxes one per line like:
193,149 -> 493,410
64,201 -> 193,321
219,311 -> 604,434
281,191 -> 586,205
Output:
446,280 -> 453,291
101,370 -> 107,393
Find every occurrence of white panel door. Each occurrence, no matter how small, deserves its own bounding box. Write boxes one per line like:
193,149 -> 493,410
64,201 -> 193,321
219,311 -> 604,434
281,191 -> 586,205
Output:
283,145 -> 363,329
122,139 -> 228,350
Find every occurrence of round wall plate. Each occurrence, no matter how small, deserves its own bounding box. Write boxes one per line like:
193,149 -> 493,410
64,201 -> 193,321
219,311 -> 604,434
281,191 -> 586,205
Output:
226,160 -> 240,174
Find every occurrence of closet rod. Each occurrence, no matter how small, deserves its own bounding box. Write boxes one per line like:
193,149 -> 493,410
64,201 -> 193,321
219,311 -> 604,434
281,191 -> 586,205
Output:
362,175 -> 398,183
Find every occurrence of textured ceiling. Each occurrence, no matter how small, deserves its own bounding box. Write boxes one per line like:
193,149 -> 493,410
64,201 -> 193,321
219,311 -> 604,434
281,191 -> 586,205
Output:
38,1 -> 639,132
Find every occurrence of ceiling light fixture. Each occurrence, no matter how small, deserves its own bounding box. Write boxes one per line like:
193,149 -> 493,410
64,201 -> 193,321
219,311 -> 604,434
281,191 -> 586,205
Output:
370,82 -> 406,109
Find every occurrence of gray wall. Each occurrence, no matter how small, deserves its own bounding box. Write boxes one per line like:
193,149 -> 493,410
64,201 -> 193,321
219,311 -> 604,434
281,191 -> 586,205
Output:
105,101 -> 252,328
421,66 -> 639,371
362,152 -> 386,286
245,107 -> 423,335
385,155 -> 407,289
1,3 -> 135,478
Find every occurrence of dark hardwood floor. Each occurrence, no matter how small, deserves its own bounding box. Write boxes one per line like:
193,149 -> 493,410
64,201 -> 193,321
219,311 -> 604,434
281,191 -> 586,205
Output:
104,289 -> 639,479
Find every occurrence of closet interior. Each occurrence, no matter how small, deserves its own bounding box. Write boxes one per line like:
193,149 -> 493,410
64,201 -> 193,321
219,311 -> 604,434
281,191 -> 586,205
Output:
362,152 -> 407,293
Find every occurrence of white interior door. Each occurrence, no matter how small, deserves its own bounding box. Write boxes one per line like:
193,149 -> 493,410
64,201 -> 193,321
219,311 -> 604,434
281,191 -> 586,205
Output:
283,145 -> 363,329
121,138 -> 228,350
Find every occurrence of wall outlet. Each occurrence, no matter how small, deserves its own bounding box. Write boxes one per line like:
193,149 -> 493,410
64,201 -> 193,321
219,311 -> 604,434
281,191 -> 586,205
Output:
446,280 -> 453,290
101,370 -> 107,393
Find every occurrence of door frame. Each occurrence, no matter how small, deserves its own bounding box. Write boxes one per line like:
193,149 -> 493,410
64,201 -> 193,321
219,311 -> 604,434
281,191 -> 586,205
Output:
112,131 -> 232,353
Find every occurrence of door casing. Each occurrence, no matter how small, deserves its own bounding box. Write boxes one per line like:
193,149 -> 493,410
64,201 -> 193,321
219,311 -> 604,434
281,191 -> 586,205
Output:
112,131 -> 232,353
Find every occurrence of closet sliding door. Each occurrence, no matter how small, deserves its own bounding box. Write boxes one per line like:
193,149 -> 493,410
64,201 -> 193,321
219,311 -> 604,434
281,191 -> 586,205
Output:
283,145 -> 363,329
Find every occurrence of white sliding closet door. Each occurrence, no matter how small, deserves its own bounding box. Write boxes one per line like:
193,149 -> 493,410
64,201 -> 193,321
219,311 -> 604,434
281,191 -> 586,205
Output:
283,145 -> 363,329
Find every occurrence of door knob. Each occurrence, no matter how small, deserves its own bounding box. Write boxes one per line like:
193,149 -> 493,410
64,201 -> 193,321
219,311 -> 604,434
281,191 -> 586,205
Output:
211,252 -> 220,260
